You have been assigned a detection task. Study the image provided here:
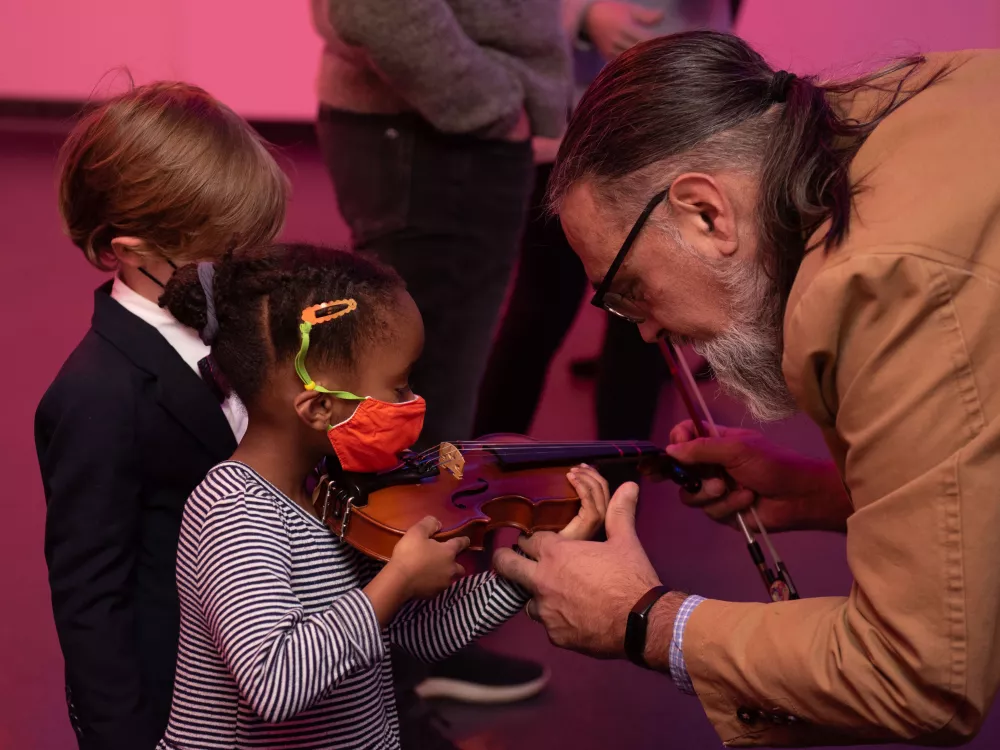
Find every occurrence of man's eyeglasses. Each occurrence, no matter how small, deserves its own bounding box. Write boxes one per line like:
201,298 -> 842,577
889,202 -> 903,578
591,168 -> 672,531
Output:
589,187 -> 670,324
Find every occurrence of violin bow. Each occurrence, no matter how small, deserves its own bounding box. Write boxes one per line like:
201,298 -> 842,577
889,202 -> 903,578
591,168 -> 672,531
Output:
658,339 -> 800,602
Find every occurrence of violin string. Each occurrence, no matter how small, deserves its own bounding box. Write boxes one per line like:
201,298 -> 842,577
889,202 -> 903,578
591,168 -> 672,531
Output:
409,439 -> 656,463
413,441 -> 659,471
413,444 -> 658,472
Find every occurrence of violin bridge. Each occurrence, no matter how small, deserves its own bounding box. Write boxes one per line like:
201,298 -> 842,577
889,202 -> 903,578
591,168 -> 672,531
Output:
438,442 -> 465,480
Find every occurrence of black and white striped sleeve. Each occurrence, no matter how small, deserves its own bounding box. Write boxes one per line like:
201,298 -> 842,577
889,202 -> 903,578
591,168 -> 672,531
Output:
388,570 -> 529,662
194,493 -> 385,723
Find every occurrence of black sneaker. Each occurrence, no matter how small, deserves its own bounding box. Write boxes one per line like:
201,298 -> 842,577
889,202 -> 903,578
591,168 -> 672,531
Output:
415,644 -> 550,704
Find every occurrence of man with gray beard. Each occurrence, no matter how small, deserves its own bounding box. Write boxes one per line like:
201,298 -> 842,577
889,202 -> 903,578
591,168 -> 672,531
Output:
494,31 -> 1000,747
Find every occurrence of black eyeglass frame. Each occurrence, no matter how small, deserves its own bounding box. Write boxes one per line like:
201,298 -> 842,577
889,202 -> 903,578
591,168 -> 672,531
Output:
589,187 -> 671,323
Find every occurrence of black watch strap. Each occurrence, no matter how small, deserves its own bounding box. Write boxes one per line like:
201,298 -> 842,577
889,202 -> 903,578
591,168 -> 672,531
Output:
624,585 -> 670,668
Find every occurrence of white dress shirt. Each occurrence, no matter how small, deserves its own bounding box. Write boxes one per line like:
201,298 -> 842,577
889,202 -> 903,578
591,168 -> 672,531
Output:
111,276 -> 248,442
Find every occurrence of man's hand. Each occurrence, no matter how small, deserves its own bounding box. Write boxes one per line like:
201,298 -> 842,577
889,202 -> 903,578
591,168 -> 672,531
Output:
501,107 -> 531,142
666,421 -> 853,533
493,483 -> 661,658
583,2 -> 664,61
531,135 -> 562,165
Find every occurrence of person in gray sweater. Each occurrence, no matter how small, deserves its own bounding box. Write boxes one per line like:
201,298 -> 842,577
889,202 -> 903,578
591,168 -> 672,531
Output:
476,0 -> 735,463
310,2 -> 570,748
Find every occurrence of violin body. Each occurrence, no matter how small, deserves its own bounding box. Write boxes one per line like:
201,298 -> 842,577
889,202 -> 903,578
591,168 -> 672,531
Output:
313,434 -> 704,561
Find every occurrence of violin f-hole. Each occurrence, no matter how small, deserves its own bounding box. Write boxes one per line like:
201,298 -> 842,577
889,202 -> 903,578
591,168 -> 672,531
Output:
450,478 -> 489,510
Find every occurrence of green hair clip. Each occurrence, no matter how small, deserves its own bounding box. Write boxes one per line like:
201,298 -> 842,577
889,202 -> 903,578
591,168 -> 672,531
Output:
294,298 -> 364,400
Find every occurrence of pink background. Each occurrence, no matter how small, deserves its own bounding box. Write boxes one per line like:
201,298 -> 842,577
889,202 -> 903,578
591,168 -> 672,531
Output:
0,0 -> 997,119
0,1 -> 998,749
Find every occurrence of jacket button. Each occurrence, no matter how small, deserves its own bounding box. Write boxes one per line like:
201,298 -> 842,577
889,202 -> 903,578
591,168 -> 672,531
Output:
737,707 -> 759,725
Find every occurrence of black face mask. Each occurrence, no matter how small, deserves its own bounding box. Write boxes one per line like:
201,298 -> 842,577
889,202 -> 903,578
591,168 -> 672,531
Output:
138,257 -> 178,289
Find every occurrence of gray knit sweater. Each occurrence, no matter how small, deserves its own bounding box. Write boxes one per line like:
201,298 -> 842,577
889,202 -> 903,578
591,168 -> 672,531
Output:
311,0 -> 571,138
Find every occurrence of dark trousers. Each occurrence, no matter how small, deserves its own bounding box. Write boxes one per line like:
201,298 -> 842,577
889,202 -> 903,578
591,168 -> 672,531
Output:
318,108 -> 533,452
474,164 -> 667,444
317,108 -> 533,701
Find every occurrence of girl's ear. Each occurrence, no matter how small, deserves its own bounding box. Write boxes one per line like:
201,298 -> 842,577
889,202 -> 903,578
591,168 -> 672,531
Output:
293,390 -> 356,432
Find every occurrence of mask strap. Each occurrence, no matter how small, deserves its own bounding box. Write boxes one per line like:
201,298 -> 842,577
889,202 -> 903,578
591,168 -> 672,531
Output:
294,299 -> 362,398
137,256 -> 179,290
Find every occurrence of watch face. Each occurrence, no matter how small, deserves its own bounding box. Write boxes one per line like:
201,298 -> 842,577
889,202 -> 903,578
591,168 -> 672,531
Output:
769,580 -> 791,602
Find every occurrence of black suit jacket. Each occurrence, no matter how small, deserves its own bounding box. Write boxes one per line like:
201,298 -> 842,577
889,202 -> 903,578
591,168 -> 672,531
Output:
35,283 -> 237,750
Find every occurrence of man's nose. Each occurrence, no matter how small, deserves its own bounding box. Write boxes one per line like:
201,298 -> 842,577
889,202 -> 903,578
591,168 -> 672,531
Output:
637,320 -> 662,343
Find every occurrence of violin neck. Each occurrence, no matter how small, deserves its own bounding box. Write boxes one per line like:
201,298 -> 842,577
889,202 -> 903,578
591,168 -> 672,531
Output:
490,441 -> 661,471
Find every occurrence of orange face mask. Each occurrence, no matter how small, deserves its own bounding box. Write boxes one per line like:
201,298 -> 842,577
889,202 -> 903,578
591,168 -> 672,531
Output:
326,395 -> 426,473
294,298 -> 425,473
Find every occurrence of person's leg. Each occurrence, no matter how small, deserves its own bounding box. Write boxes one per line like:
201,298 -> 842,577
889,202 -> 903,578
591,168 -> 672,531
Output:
317,109 -> 547,713
473,163 -> 588,437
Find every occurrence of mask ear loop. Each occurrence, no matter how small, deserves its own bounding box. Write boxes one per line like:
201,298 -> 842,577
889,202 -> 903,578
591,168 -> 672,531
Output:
294,299 -> 364,400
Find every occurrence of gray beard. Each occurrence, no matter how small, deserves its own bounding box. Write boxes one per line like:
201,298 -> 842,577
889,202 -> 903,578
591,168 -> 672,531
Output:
689,255 -> 797,423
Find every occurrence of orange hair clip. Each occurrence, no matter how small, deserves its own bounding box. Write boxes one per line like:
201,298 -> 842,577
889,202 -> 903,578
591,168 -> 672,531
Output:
301,298 -> 357,325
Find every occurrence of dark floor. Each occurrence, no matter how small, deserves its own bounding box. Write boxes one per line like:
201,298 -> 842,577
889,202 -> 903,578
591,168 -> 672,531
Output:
1,125 -> 997,749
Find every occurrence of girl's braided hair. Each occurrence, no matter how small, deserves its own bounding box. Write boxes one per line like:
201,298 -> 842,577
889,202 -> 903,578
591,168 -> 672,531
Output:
161,243 -> 404,403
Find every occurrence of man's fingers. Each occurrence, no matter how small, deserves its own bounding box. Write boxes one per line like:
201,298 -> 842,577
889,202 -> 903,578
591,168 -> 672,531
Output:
666,436 -> 743,467
493,548 -> 538,593
630,6 -> 665,25
525,598 -> 541,623
703,489 -> 757,523
518,530 -> 559,560
678,477 -> 729,507
668,420 -> 700,444
605,481 -> 640,541
452,563 -> 466,578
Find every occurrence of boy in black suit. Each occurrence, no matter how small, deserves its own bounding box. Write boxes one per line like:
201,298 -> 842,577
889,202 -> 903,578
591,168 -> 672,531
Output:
34,82 -> 289,749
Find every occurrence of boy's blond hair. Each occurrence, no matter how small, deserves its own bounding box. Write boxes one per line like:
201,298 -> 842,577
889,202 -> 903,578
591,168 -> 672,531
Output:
58,81 -> 289,270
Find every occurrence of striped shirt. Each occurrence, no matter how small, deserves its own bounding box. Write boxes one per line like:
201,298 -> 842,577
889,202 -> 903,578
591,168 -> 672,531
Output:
158,462 -> 528,749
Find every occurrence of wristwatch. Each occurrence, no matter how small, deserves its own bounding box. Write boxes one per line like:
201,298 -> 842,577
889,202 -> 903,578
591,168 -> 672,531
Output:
624,585 -> 670,668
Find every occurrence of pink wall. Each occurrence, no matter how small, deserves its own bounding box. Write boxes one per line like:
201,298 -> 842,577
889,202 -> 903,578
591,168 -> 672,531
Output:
0,0 -> 323,120
1,1 -> 997,120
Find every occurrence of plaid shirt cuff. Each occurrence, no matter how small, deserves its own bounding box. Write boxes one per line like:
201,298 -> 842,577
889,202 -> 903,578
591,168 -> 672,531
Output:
669,595 -> 706,695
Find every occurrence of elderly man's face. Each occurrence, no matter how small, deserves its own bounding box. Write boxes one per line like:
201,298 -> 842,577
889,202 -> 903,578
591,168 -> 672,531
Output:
559,178 -> 797,422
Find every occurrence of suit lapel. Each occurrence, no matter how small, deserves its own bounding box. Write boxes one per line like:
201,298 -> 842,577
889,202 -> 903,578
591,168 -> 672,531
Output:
91,283 -> 237,460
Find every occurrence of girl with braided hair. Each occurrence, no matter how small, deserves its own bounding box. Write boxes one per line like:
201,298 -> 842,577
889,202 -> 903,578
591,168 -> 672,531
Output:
155,243 -> 611,749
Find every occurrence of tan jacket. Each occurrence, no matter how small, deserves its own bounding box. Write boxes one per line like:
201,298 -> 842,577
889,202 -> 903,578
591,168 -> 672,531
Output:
685,50 -> 1000,746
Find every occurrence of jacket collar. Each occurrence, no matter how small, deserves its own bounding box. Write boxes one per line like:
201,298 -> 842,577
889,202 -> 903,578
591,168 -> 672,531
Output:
91,281 -> 237,460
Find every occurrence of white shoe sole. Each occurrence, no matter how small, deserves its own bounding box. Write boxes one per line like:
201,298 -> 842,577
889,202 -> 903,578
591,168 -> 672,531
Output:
414,668 -> 551,704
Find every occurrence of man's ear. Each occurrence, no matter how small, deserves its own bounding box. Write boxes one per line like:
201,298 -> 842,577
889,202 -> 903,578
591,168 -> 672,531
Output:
293,390 -> 356,432
110,236 -> 150,267
668,173 -> 739,258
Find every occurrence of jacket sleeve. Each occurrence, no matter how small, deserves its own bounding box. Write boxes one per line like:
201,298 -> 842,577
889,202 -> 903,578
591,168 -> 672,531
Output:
683,252 -> 1000,746
321,0 -> 523,135
36,375 -> 160,750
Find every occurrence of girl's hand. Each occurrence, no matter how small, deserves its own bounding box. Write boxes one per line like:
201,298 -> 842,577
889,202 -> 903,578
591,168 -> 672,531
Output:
388,516 -> 470,599
559,464 -> 611,541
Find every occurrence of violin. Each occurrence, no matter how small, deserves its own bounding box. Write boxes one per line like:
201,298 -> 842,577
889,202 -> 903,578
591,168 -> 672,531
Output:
311,434 -> 705,561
